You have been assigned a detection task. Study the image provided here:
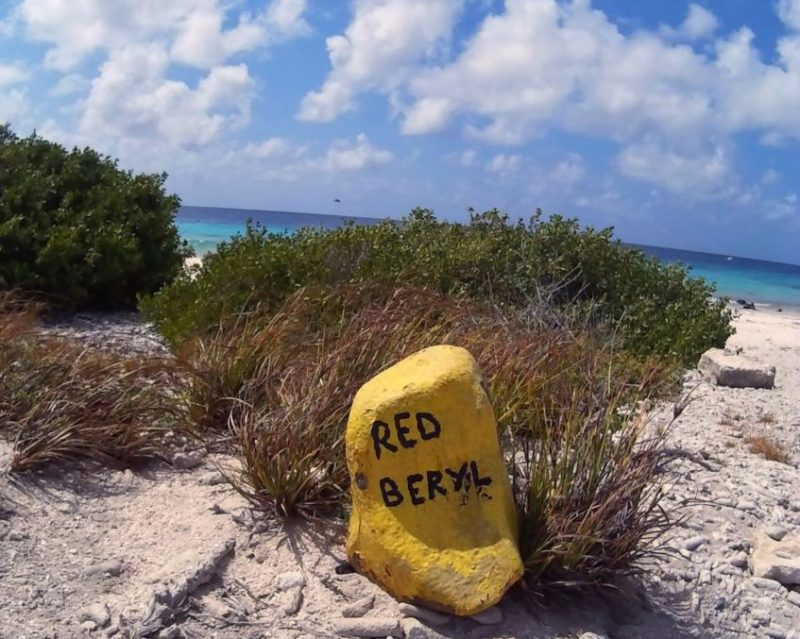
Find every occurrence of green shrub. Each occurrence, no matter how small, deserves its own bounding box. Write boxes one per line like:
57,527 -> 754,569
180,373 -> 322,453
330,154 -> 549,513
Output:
142,209 -> 730,366
0,125 -> 190,309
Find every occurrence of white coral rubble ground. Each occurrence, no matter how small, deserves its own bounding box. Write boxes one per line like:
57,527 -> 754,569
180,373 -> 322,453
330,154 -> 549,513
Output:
1,308 -> 799,639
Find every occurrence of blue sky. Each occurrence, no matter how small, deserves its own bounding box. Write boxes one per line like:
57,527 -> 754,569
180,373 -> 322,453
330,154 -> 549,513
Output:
1,0 -> 799,263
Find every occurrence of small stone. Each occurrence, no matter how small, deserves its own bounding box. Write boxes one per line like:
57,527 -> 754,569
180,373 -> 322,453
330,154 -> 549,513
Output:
171,452 -> 203,470
397,603 -> 450,626
341,595 -> 375,618
766,628 -> 786,639
750,577 -> 784,591
401,617 -> 429,639
78,603 -> 110,628
578,634 -> 609,639
679,569 -> 698,582
199,471 -> 227,486
470,606 -> 502,625
282,588 -> 303,616
716,564 -> 741,577
752,532 -> 800,586
729,552 -> 748,568
767,526 -> 789,541
333,618 -> 402,637
751,609 -> 771,624
275,571 -> 306,591
698,349 -> 776,388
84,559 -> 124,577
203,596 -> 231,618
713,596 -> 728,611
683,536 -> 710,551
81,620 -> 97,631
157,627 -> 181,639
788,591 -> 800,607
56,498 -> 79,514
698,570 -> 712,584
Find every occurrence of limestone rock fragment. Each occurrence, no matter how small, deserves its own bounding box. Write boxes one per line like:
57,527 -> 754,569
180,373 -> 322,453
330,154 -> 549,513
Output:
752,531 -> 800,586
698,349 -> 775,389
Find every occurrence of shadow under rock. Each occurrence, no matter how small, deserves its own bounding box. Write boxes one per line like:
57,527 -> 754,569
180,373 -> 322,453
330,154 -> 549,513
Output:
390,574 -> 721,639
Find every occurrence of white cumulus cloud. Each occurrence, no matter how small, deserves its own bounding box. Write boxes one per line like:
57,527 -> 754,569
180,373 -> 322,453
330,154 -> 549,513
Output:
404,0 -> 715,143
778,0 -> 800,31
244,137 -> 304,159
12,0 -> 309,159
486,153 -> 521,174
80,44 -> 254,152
0,62 -> 27,87
171,0 -> 310,68
662,4 -> 719,41
0,88 -> 28,124
319,133 -> 394,171
227,133 -> 394,183
617,142 -> 732,200
382,0 -> 800,201
297,0 -> 464,122
682,4 -> 719,39
19,0 -> 309,70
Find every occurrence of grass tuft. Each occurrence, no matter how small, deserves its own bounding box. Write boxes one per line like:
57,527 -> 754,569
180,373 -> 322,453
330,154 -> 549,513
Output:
757,412 -> 777,424
180,284 -> 676,582
0,295 -> 185,472
746,434 -> 790,464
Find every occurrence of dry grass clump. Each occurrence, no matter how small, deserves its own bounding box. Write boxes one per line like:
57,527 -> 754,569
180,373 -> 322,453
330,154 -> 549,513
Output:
0,294 -> 184,472
181,284 -> 676,582
510,360 -> 670,584
758,412 -> 777,424
746,434 -> 790,465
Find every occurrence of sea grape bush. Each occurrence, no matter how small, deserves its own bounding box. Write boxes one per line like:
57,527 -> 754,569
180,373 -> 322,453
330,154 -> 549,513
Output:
0,125 -> 190,309
142,208 -> 731,365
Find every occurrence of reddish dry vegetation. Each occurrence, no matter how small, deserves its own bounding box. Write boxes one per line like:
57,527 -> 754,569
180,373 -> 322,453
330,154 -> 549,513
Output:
746,434 -> 790,464
178,285 -> 677,583
0,293 -> 182,472
1,286 -> 679,586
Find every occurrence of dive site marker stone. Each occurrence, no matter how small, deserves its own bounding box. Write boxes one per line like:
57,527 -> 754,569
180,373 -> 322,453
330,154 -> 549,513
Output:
345,345 -> 523,616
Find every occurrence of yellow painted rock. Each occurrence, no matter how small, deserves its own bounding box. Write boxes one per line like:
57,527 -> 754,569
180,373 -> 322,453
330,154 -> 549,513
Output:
345,345 -> 523,616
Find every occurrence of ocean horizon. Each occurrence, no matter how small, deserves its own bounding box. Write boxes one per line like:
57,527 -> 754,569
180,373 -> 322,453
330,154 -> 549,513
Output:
177,205 -> 800,308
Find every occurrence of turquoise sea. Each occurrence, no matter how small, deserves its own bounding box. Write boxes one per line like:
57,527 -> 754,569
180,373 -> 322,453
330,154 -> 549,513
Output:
177,206 -> 800,307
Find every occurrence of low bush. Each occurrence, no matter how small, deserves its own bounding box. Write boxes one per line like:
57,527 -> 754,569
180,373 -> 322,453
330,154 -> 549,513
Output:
141,208 -> 732,366
0,294 -> 184,471
0,125 -> 190,309
180,284 -> 675,581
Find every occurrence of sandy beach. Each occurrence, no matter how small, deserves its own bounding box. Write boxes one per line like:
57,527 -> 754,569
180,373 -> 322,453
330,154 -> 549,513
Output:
1,306 -> 799,638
